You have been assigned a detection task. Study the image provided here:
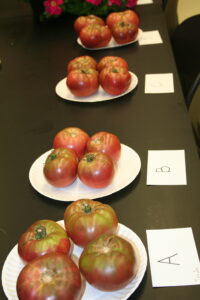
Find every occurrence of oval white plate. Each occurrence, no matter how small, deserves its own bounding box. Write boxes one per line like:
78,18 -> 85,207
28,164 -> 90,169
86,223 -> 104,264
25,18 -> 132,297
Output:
1,222 -> 147,300
55,72 -> 138,103
77,28 -> 143,50
29,144 -> 141,202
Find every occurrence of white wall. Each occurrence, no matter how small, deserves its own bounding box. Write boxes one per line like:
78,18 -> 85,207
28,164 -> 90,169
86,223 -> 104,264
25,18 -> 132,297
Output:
177,0 -> 200,23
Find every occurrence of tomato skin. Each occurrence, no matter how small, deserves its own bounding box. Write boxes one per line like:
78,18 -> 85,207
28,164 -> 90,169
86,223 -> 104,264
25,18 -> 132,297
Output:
87,131 -> 121,163
106,9 -> 139,29
97,56 -> 129,72
78,152 -> 115,188
74,14 -> 105,34
64,199 -> 118,247
17,252 -> 82,300
67,55 -> 97,74
79,24 -> 112,48
66,68 -> 99,97
79,233 -> 138,291
43,148 -> 78,187
112,21 -> 138,44
18,220 -> 71,263
53,127 -> 89,159
99,66 -> 131,95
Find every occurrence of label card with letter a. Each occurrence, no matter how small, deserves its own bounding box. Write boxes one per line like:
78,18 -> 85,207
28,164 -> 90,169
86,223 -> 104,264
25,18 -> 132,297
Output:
146,228 -> 200,287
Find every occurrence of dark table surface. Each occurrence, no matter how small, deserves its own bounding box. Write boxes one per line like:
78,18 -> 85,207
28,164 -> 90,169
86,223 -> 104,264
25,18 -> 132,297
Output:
1,1 -> 200,299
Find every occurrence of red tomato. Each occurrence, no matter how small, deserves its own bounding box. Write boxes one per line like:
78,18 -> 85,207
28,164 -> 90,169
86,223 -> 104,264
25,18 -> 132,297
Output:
112,21 -> 138,44
99,66 -> 131,95
66,68 -> 99,97
17,253 -> 82,300
74,14 -> 105,34
67,55 -> 97,74
53,127 -> 89,159
106,9 -> 139,29
18,220 -> 71,262
78,152 -> 115,188
64,199 -> 118,247
79,233 -> 138,291
43,148 -> 78,187
79,24 -> 112,48
97,56 -> 129,72
87,131 -> 121,163
106,11 -> 123,29
122,9 -> 139,27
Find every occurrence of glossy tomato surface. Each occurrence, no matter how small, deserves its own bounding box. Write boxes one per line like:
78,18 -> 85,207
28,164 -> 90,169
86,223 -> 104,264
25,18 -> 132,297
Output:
79,233 -> 138,291
79,24 -> 112,48
17,252 -> 82,300
43,148 -> 78,187
87,131 -> 121,163
106,9 -> 139,29
78,152 -> 115,188
99,66 -> 131,95
112,21 -> 138,44
97,56 -> 129,72
67,55 -> 97,74
64,198 -> 118,247
74,14 -> 105,34
66,68 -> 99,97
18,220 -> 71,262
53,127 -> 89,159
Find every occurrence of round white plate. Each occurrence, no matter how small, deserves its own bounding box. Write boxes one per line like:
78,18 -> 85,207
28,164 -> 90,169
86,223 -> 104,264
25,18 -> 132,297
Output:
29,144 -> 141,202
1,222 -> 147,300
55,72 -> 138,103
77,28 -> 143,50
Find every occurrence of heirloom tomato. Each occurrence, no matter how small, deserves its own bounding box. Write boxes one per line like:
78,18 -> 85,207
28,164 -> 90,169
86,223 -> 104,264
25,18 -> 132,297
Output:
106,9 -> 139,29
64,198 -> 118,247
43,148 -> 78,188
79,24 -> 112,48
78,152 -> 115,188
112,21 -> 138,44
87,131 -> 121,163
18,220 -> 71,262
67,55 -> 97,74
74,14 -> 105,34
97,55 -> 129,72
99,66 -> 131,95
66,68 -> 99,97
53,127 -> 89,159
79,233 -> 138,291
17,252 -> 82,300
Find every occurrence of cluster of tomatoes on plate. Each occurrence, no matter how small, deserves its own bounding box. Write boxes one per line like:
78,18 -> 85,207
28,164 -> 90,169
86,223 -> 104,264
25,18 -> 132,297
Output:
74,9 -> 139,48
66,55 -> 132,97
43,127 -> 121,189
16,199 -> 139,300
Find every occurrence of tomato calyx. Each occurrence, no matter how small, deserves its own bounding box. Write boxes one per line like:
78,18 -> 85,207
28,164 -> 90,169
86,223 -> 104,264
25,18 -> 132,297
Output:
34,225 -> 47,240
49,153 -> 57,161
85,153 -> 95,163
82,203 -> 92,214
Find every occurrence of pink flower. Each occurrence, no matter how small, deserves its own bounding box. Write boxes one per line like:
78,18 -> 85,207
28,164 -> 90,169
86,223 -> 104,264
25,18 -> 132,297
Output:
126,0 -> 137,7
44,0 -> 64,16
85,0 -> 103,5
108,0 -> 121,6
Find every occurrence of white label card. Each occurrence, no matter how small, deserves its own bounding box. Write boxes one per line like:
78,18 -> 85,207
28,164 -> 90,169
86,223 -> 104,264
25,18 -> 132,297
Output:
145,73 -> 174,94
146,228 -> 200,287
137,0 -> 153,5
147,150 -> 187,185
139,30 -> 163,45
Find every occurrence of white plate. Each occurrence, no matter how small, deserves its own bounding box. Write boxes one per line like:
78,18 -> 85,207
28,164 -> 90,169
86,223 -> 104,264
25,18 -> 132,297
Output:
77,28 -> 143,50
1,222 -> 147,300
55,72 -> 138,103
29,144 -> 141,202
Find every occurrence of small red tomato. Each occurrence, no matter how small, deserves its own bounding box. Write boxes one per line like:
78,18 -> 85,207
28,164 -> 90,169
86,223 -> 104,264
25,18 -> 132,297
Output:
18,220 -> 71,262
87,131 -> 121,163
97,56 -> 129,72
43,148 -> 78,188
17,253 -> 82,300
99,66 -> 131,95
53,127 -> 89,159
79,24 -> 112,48
78,152 -> 115,188
67,68 -> 99,97
112,21 -> 138,44
67,55 -> 97,74
74,14 -> 105,35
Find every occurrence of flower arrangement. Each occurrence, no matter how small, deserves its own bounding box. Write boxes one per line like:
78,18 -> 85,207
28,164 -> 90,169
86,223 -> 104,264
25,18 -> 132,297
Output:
28,0 -> 137,20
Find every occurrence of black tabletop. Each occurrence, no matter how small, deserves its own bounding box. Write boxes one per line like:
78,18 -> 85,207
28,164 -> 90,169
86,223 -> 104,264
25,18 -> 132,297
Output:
1,1 -> 200,299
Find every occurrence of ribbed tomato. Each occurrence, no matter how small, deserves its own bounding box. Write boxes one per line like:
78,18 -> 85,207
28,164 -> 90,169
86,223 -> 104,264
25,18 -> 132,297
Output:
97,56 -> 129,72
106,9 -> 139,29
67,55 -> 97,74
74,14 -> 105,34
112,21 -> 138,44
79,24 -> 112,48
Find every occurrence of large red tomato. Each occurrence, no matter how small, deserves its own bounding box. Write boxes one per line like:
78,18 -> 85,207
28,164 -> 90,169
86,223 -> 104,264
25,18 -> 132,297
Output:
112,21 -> 138,44
43,148 -> 78,188
18,220 -> 71,262
53,127 -> 89,159
79,24 -> 112,48
17,252 -> 82,300
64,199 -> 118,247
66,68 -> 99,97
87,131 -> 121,163
78,152 -> 115,188
106,9 -> 139,29
97,56 -> 129,72
122,9 -> 139,26
67,55 -> 97,74
99,66 -> 131,95
74,14 -> 105,34
79,233 -> 138,291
